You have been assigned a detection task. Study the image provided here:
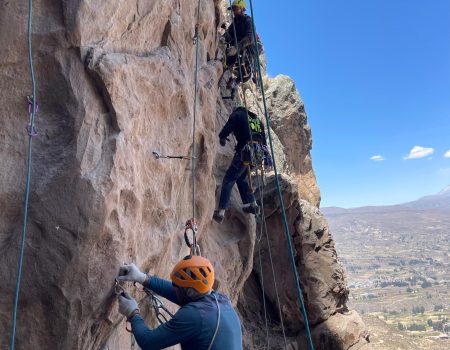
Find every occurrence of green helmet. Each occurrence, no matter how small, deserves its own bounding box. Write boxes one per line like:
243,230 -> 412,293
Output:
232,0 -> 246,10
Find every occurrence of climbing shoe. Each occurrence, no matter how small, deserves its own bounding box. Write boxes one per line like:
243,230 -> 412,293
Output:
243,203 -> 259,215
213,210 -> 225,224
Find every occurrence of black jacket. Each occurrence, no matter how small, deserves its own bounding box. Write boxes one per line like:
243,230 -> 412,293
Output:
219,107 -> 266,152
223,14 -> 254,52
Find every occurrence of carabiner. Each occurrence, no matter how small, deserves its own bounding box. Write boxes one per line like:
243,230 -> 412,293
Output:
184,218 -> 198,248
114,278 -> 126,296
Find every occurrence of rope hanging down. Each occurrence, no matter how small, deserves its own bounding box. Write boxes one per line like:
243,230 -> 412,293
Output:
230,0 -> 287,349
247,1 -> 315,349
227,2 -> 287,348
184,0 -> 202,255
191,0 -> 202,222
10,0 -> 38,348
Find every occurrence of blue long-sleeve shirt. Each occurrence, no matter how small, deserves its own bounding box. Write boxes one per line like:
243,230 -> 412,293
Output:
130,276 -> 243,350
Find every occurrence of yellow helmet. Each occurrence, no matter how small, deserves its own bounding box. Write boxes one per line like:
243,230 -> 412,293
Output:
232,0 -> 246,10
170,255 -> 215,294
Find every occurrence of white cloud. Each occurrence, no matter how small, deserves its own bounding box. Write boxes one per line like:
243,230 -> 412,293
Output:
445,149 -> 450,158
370,155 -> 385,161
403,146 -> 434,160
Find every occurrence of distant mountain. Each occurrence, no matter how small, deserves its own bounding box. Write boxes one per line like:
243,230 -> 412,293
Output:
321,185 -> 450,244
403,185 -> 450,210
322,185 -> 450,215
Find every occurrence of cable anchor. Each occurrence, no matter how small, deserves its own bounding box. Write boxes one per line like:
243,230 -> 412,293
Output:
152,151 -> 194,161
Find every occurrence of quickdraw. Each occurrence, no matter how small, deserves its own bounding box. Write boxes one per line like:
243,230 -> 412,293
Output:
143,287 -> 174,325
184,218 -> 201,256
114,278 -> 126,296
114,279 -> 174,331
114,279 -> 134,333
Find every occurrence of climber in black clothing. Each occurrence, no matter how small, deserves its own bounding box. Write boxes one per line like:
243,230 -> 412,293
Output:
222,0 -> 255,67
220,0 -> 258,94
213,106 -> 270,224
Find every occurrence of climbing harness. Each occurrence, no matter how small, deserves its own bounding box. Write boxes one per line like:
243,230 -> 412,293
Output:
10,0 -> 38,348
152,151 -> 194,161
248,0 -> 315,348
220,43 -> 256,99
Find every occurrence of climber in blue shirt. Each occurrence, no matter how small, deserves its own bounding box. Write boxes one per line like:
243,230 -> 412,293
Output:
117,255 -> 243,350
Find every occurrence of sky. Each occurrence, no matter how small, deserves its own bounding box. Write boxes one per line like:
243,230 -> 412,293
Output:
251,0 -> 450,208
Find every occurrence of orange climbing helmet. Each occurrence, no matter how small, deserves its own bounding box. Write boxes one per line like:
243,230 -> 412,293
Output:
170,255 -> 215,294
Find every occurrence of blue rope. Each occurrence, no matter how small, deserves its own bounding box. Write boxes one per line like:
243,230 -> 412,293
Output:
10,0 -> 37,348
247,1 -> 315,349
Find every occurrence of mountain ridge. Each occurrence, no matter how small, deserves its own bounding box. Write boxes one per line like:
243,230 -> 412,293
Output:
322,185 -> 450,214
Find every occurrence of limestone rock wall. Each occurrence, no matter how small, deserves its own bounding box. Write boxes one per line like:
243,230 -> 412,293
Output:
0,1 -> 367,349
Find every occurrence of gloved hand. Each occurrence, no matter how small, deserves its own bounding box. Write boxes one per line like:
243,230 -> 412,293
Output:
226,46 -> 238,56
117,263 -> 147,284
118,293 -> 139,318
220,138 -> 227,147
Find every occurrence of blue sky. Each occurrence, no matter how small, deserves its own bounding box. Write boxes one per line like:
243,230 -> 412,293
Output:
252,0 -> 450,208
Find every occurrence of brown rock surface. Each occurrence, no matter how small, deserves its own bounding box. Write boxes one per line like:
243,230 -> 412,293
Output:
238,175 -> 369,349
1,1 -> 365,349
266,75 -> 321,207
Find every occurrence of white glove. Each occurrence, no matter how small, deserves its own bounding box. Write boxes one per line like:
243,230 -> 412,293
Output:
117,263 -> 147,284
118,293 -> 139,318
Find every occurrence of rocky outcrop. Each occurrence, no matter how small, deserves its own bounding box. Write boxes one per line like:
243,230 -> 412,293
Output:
0,1 -> 366,349
238,175 -> 370,349
266,75 -> 321,207
242,75 -> 320,207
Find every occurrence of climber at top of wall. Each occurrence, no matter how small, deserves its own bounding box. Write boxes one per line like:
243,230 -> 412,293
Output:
213,105 -> 271,224
220,0 -> 260,97
117,256 -> 243,350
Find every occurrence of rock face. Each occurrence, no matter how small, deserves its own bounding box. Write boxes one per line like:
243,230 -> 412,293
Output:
0,1 -> 367,350
242,75 -> 320,207
238,175 -> 370,349
266,75 -> 321,207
